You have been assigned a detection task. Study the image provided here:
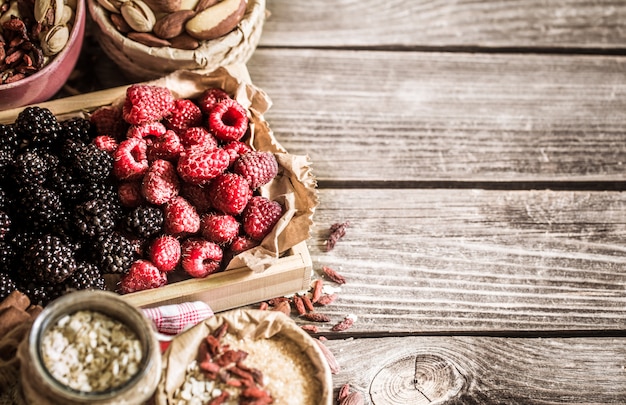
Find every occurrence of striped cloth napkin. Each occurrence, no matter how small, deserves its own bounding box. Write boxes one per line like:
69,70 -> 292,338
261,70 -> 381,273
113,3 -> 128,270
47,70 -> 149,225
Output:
142,301 -> 213,339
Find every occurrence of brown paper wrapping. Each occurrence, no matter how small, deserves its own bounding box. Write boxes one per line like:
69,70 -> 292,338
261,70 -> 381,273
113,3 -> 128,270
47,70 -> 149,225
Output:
154,308 -> 332,405
105,66 -> 319,273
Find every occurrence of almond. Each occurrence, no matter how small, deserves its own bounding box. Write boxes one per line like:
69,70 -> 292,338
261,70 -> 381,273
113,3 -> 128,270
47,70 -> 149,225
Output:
153,9 -> 196,39
169,33 -> 200,50
127,31 -> 171,47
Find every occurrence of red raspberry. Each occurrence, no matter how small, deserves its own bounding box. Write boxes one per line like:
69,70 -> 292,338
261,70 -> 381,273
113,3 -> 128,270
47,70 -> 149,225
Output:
233,151 -> 278,189
164,99 -> 203,134
223,141 -> 252,166
122,84 -> 175,125
180,239 -> 223,278
197,88 -> 230,116
242,196 -> 284,241
230,235 -> 260,255
119,259 -> 167,294
147,129 -> 184,162
208,98 -> 248,142
176,147 -> 230,185
164,196 -> 201,235
117,181 -> 144,207
142,159 -> 180,205
113,137 -> 149,180
208,172 -> 251,216
90,105 -> 127,138
148,235 -> 181,272
179,127 -> 218,150
180,183 -> 212,214
127,121 -> 167,139
92,135 -> 118,154
200,212 -> 240,245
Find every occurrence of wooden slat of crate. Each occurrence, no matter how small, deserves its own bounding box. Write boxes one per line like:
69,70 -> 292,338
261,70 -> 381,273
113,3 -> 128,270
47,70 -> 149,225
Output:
121,241 -> 312,311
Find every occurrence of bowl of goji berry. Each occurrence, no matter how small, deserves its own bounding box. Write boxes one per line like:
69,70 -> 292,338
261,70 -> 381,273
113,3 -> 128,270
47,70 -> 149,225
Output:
0,0 -> 86,110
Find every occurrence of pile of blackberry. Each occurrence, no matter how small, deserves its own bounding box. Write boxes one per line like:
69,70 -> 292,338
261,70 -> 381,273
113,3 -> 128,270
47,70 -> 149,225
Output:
0,107 -> 143,305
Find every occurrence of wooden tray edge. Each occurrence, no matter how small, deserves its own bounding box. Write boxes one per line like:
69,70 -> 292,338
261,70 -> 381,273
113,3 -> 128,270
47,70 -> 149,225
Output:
121,241 -> 312,311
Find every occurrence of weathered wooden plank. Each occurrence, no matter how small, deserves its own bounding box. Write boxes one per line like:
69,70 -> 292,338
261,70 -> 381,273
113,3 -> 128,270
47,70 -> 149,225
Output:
247,48 -> 626,182
323,336 -> 626,404
284,188 -> 626,334
261,0 -> 626,50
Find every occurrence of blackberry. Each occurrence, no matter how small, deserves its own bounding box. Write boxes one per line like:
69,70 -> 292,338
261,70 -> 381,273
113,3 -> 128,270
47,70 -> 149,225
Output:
0,125 -> 17,178
93,232 -> 137,274
64,261 -> 106,291
47,165 -> 86,204
72,143 -> 113,182
0,241 -> 16,273
21,234 -> 77,285
0,187 -> 7,210
83,180 -> 119,203
59,138 -> 85,166
0,211 -> 10,240
12,150 -> 53,186
8,230 -> 45,256
16,185 -> 66,230
0,272 -> 17,300
14,107 -> 62,151
123,206 -> 164,238
19,282 -> 66,306
0,123 -> 19,151
60,117 -> 95,145
73,198 -> 118,238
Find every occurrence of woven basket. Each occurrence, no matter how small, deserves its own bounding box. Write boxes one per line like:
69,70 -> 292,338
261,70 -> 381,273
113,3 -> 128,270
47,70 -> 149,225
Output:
87,0 -> 266,81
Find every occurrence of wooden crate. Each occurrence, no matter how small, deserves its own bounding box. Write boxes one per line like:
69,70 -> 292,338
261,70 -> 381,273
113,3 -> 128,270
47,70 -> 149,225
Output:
0,67 -> 316,312
122,241 -> 312,310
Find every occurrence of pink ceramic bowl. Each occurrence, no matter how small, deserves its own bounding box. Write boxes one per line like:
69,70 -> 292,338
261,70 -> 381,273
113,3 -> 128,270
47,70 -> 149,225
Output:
0,0 -> 86,111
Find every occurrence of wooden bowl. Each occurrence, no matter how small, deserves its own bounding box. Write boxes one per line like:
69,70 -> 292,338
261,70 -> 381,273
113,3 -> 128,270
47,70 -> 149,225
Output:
87,0 -> 266,81
0,0 -> 86,110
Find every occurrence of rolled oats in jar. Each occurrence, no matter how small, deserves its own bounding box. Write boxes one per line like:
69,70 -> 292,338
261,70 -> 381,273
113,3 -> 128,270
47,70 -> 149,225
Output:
17,290 -> 161,405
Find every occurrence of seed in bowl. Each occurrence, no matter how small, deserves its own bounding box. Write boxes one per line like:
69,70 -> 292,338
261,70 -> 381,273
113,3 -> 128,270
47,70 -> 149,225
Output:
171,322 -> 322,405
41,310 -> 143,392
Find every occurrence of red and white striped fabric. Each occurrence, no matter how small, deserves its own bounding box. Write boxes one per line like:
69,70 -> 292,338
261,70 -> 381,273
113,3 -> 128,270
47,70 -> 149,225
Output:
142,301 -> 213,336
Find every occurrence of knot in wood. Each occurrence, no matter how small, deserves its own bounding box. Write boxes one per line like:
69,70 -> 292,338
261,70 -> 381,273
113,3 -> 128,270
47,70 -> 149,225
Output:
370,353 -> 466,404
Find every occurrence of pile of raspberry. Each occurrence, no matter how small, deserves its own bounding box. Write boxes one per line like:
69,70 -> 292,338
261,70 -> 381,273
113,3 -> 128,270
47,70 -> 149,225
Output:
91,84 -> 283,294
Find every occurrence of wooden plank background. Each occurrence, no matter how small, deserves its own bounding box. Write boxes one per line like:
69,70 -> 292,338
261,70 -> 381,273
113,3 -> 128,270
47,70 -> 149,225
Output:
250,1 -> 626,403
53,0 -> 626,402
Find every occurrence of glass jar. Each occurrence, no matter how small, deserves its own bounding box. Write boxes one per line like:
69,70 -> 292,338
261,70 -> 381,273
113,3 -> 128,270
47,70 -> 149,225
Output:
18,290 -> 161,404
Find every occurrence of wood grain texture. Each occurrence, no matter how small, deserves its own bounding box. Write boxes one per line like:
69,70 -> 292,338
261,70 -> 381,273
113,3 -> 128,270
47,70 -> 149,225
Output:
288,188 -> 626,334
324,336 -> 626,404
247,48 -> 626,183
261,0 -> 626,50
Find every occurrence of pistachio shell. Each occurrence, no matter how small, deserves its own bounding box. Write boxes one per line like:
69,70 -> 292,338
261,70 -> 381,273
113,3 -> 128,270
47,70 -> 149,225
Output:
120,0 -> 156,32
34,0 -> 51,23
0,1 -> 20,25
52,0 -> 65,25
59,4 -> 74,25
41,24 -> 69,56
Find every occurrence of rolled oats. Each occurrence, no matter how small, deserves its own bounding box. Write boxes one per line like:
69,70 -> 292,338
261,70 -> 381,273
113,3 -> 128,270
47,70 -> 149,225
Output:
40,310 -> 143,393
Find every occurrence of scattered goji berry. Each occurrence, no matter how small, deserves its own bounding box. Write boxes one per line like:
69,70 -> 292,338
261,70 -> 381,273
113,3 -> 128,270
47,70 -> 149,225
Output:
322,265 -> 347,284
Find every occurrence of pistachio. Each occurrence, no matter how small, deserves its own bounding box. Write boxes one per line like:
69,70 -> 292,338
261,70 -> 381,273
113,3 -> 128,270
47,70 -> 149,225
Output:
59,4 -> 74,25
120,0 -> 156,33
41,24 -> 69,56
0,0 -> 20,25
34,0 -> 64,25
